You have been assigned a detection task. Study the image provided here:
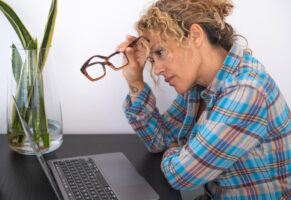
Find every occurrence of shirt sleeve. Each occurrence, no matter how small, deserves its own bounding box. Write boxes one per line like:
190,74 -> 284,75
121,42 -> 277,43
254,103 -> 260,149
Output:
123,83 -> 187,153
161,85 -> 268,190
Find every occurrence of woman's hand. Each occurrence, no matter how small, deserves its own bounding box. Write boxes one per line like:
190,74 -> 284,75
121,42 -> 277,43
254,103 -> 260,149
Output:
116,35 -> 147,86
116,35 -> 148,99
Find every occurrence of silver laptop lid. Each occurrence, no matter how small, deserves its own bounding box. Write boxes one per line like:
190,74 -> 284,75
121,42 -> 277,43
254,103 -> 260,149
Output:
12,95 -> 63,200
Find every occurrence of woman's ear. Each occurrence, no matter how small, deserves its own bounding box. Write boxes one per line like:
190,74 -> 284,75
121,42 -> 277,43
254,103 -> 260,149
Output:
189,24 -> 204,47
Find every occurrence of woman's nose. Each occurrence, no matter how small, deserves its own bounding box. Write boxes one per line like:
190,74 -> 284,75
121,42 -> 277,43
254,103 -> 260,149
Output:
154,62 -> 165,76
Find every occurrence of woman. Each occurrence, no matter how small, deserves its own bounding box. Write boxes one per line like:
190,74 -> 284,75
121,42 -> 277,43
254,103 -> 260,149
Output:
117,0 -> 291,199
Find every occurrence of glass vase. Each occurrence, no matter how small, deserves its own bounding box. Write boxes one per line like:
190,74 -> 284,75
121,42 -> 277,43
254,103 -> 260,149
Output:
6,45 -> 63,155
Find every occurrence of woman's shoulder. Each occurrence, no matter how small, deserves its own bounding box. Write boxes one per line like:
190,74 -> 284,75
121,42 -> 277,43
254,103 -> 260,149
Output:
236,52 -> 268,81
223,52 -> 278,98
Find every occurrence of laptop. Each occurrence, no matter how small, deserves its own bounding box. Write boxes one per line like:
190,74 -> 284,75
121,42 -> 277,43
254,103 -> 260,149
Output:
12,96 -> 160,200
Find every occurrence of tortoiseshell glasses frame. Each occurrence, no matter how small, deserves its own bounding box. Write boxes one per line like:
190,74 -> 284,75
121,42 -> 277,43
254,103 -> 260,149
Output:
80,36 -> 150,81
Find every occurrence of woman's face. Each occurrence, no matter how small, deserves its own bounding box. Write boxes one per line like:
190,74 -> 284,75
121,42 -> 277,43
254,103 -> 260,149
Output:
147,34 -> 203,94
149,34 -> 201,94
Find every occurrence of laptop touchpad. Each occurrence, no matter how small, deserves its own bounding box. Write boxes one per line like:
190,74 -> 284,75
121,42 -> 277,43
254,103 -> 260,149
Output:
93,152 -> 145,186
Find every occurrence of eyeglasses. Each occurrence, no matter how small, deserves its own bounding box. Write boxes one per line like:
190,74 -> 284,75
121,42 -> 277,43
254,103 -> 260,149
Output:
81,36 -> 149,81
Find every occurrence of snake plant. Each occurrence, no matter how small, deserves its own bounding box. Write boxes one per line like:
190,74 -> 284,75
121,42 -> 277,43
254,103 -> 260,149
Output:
0,0 -> 57,148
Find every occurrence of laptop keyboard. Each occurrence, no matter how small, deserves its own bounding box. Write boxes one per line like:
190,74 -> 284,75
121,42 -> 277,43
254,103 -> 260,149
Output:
54,158 -> 118,200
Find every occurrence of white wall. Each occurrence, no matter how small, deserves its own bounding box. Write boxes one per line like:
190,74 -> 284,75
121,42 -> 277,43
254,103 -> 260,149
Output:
1,0 -> 291,134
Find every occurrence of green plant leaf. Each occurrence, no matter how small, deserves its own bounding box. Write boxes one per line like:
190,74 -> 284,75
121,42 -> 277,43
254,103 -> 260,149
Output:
12,41 -> 39,130
39,0 -> 57,72
11,43 -> 23,83
27,38 -> 38,50
31,71 -> 50,147
4,0 -> 58,149
0,0 -> 33,49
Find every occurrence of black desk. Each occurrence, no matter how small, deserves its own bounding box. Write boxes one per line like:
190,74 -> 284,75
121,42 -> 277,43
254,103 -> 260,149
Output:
0,134 -> 182,200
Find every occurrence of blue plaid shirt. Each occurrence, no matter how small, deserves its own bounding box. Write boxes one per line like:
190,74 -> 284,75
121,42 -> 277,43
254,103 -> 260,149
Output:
123,43 -> 291,199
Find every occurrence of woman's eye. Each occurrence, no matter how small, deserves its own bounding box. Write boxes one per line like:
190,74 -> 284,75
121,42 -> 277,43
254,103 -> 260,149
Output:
147,48 -> 164,65
155,49 -> 164,57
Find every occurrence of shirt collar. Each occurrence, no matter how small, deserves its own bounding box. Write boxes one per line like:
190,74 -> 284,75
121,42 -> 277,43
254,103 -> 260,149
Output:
201,42 -> 244,99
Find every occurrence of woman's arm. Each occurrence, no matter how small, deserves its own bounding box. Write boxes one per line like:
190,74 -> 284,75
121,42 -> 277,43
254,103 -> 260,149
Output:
161,85 -> 268,190
123,83 -> 187,153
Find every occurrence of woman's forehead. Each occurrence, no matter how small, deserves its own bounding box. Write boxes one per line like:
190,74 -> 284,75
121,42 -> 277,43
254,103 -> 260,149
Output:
146,33 -> 176,47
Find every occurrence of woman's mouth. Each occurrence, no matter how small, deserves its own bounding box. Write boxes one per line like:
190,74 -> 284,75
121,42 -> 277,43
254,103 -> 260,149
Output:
165,76 -> 175,86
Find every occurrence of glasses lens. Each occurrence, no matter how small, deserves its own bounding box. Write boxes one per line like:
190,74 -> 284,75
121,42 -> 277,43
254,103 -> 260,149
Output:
108,53 -> 128,69
86,64 -> 105,79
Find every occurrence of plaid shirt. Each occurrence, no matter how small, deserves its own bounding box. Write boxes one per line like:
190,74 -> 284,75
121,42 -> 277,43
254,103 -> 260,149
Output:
123,43 -> 291,199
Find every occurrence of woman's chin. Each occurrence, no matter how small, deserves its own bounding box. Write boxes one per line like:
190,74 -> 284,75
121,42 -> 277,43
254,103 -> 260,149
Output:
174,86 -> 187,94
174,83 -> 195,94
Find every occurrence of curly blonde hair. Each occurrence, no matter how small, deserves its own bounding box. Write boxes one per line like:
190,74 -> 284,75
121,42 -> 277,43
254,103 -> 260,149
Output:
136,0 -> 235,51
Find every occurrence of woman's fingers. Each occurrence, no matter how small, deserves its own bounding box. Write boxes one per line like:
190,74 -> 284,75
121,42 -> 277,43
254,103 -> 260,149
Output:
125,47 -> 138,67
116,35 -> 136,52
126,34 -> 137,41
116,34 -> 147,70
120,35 -> 146,84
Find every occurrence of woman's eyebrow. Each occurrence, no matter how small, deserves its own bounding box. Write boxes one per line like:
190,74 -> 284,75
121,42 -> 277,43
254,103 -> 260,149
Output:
150,43 -> 160,52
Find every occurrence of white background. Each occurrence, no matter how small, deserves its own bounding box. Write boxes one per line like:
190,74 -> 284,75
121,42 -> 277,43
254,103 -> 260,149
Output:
1,0 -> 291,134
